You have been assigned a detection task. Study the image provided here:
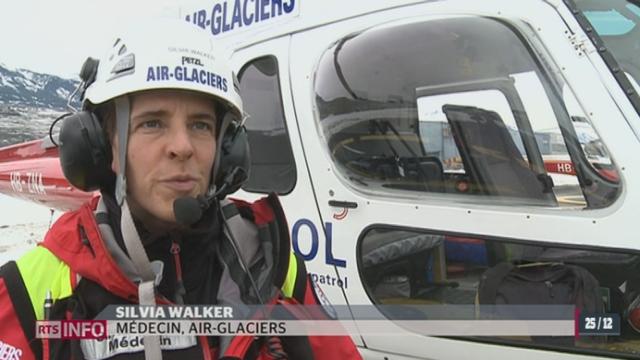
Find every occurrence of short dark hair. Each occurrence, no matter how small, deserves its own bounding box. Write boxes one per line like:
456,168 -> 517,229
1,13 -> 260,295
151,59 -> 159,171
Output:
93,101 -> 116,141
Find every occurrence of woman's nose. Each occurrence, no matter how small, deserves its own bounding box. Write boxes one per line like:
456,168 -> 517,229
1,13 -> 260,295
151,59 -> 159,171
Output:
166,125 -> 195,160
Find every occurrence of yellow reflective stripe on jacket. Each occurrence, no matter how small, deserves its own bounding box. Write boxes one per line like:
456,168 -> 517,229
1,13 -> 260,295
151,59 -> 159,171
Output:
16,246 -> 73,320
16,247 -> 300,318
281,252 -> 298,298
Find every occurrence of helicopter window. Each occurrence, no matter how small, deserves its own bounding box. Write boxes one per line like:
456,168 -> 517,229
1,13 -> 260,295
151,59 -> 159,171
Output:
313,16 -> 621,208
576,0 -> 640,93
238,56 -> 296,194
359,226 -> 640,357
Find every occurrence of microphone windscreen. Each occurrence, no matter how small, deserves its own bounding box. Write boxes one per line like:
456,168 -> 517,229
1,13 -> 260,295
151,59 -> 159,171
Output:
173,197 -> 203,226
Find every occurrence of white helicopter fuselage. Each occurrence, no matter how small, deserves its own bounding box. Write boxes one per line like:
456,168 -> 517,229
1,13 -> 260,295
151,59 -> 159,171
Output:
173,0 -> 640,359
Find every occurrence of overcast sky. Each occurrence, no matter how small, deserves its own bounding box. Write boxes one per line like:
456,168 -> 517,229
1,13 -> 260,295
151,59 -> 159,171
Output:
0,0 -> 177,78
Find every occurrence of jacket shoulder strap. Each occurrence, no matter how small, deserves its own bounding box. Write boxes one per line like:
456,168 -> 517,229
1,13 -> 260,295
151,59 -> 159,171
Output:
226,195 -> 306,302
0,260 -> 42,358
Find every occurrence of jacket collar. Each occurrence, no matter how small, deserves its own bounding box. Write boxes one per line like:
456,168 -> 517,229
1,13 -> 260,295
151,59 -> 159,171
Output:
42,196 -> 139,300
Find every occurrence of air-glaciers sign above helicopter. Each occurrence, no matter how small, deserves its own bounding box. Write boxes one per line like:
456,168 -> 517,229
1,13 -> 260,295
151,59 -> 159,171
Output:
183,0 -> 299,37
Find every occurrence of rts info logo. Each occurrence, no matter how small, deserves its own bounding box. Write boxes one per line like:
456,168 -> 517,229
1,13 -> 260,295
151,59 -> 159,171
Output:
36,320 -> 107,340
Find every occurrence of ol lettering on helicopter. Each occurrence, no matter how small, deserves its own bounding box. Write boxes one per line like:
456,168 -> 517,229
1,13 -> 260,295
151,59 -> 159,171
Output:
291,219 -> 346,268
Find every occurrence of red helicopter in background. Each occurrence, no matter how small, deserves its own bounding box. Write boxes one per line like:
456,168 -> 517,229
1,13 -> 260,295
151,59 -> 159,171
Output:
0,136 -> 93,211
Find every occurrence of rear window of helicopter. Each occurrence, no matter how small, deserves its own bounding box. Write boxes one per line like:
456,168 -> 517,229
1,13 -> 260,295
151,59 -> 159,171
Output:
358,225 -> 640,357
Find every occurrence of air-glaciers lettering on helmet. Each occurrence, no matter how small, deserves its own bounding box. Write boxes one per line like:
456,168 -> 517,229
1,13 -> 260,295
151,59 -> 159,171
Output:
146,65 -> 228,92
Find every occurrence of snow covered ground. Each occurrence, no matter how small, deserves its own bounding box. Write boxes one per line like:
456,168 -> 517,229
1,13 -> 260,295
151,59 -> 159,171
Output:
0,193 -> 61,264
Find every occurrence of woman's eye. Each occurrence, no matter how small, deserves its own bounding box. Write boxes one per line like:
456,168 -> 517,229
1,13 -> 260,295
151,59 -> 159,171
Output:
192,121 -> 213,131
141,119 -> 161,129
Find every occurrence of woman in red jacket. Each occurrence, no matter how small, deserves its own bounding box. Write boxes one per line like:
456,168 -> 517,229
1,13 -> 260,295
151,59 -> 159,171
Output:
0,18 -> 362,360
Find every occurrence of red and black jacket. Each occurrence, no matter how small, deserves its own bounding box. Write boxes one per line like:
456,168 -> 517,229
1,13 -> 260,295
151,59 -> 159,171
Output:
0,194 -> 362,360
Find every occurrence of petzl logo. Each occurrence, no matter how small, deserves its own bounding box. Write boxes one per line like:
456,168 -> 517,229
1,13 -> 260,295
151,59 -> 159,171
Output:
181,56 -> 203,66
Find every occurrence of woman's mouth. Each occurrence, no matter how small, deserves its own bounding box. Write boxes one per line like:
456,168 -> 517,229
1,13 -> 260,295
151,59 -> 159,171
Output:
161,176 -> 198,192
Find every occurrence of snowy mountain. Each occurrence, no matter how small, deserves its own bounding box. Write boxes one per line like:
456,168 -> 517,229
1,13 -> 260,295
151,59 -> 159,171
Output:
0,63 -> 80,147
0,63 -> 79,110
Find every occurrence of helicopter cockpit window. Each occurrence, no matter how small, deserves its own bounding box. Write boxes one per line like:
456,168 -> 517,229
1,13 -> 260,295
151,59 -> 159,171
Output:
313,17 -> 621,208
575,0 -> 640,96
359,226 -> 640,357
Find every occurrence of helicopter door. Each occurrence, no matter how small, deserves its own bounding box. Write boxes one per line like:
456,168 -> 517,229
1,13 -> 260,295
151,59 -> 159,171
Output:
288,2 -> 636,359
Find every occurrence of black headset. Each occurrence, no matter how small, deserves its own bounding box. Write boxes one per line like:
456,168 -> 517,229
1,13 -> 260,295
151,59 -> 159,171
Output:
58,57 -> 250,198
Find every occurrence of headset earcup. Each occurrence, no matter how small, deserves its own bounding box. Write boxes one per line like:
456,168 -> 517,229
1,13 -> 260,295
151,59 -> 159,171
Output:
58,112 -> 113,192
215,115 -> 250,198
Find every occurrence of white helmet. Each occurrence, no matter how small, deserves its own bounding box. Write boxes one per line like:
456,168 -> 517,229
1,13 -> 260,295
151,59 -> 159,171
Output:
66,18 -> 247,205
83,18 -> 242,117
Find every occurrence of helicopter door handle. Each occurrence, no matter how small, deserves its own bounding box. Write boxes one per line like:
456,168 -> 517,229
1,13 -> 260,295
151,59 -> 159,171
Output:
328,200 -> 358,209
